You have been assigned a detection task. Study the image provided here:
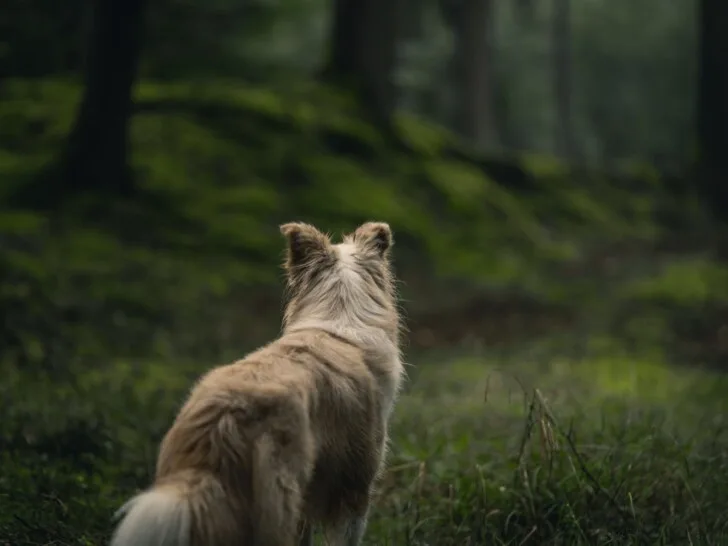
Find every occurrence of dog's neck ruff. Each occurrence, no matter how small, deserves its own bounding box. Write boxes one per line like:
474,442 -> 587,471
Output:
284,319 -> 399,360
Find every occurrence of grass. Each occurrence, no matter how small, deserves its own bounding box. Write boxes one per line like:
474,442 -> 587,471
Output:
382,345 -> 728,545
1,336 -> 727,545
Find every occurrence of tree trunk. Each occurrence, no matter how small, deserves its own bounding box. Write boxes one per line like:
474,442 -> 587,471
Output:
441,0 -> 498,151
322,0 -> 402,128
61,0 -> 148,197
697,0 -> 728,223
401,0 -> 426,43
552,0 -> 576,160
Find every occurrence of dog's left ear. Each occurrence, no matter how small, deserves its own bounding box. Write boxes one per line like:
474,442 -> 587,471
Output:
353,222 -> 393,257
280,222 -> 333,270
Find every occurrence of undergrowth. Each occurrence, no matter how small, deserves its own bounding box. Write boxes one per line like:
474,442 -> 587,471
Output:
1,343 -> 726,545
1,77 -> 727,376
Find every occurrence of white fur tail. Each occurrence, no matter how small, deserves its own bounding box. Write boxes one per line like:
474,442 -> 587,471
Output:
110,486 -> 191,546
109,443 -> 302,546
109,469 -> 239,546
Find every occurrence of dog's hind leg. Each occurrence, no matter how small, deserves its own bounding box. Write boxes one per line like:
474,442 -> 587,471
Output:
297,521 -> 313,546
343,509 -> 369,546
323,490 -> 371,546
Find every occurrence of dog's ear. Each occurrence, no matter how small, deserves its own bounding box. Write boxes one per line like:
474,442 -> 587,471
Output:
352,222 -> 393,258
280,222 -> 333,270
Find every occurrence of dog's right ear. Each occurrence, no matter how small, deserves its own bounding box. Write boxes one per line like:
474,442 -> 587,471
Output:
352,221 -> 393,258
280,222 -> 333,271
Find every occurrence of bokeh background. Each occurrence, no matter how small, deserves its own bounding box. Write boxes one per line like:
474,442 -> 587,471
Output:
1,0 -> 728,544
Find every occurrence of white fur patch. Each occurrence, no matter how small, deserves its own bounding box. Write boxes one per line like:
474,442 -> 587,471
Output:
335,243 -> 357,266
110,489 -> 191,546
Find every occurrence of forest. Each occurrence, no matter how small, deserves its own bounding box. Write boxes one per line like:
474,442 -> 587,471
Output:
1,0 -> 728,544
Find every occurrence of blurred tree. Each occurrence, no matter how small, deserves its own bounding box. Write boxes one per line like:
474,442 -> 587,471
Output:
8,0 -> 150,208
5,0 -> 150,208
321,0 -> 403,127
572,0 -> 694,166
401,0 -> 427,43
552,0 -> 575,160
514,0 -> 535,24
54,0 -> 149,199
697,0 -> 728,223
440,0 -> 498,150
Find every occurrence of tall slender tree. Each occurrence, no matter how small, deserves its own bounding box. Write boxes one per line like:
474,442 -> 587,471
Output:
440,0 -> 498,151
12,0 -> 151,208
552,0 -> 575,160
322,0 -> 403,129
697,0 -> 728,223
63,0 -> 148,196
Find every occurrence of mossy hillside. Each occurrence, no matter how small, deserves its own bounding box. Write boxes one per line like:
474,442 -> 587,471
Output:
0,77 -> 689,286
2,77 -> 722,369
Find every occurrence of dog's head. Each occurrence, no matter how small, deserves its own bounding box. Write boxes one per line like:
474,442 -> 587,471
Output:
279,221 -> 399,341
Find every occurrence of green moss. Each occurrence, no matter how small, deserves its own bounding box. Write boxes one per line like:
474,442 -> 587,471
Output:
0,78 -> 676,285
616,159 -> 662,187
0,76 -> 719,368
520,151 -> 571,180
622,258 -> 728,304
396,113 -> 455,156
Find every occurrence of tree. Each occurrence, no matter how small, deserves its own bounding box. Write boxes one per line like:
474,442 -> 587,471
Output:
66,0 -> 149,194
552,0 -> 575,160
440,0 -> 498,151
14,0 -> 150,208
321,0 -> 403,128
697,0 -> 728,223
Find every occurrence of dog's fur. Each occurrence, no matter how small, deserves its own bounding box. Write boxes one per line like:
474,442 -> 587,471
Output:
109,221 -> 405,546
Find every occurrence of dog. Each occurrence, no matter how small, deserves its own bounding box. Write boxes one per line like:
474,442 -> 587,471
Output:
109,221 -> 405,546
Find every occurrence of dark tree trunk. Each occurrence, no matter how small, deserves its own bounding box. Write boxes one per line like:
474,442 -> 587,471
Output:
552,0 -> 575,160
441,0 -> 498,151
322,0 -> 402,128
697,0 -> 728,223
401,0 -> 426,43
60,0 -> 148,198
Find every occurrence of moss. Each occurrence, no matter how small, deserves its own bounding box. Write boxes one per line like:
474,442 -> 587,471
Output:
621,257 -> 728,305
0,76 -> 722,368
520,151 -> 571,180
0,78 -> 682,277
616,159 -> 663,187
396,113 -> 455,156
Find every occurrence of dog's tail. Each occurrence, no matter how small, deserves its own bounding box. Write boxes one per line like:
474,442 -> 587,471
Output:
109,436 -> 302,546
109,467 -> 242,546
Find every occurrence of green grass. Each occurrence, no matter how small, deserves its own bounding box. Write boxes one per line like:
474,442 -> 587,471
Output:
1,339 -> 726,545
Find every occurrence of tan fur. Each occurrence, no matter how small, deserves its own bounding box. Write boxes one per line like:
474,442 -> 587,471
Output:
109,221 -> 405,546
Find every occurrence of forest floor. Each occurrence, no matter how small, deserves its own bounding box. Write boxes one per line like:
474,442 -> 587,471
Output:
2,334 -> 727,545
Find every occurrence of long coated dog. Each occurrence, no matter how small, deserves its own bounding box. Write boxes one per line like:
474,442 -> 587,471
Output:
109,221 -> 405,546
